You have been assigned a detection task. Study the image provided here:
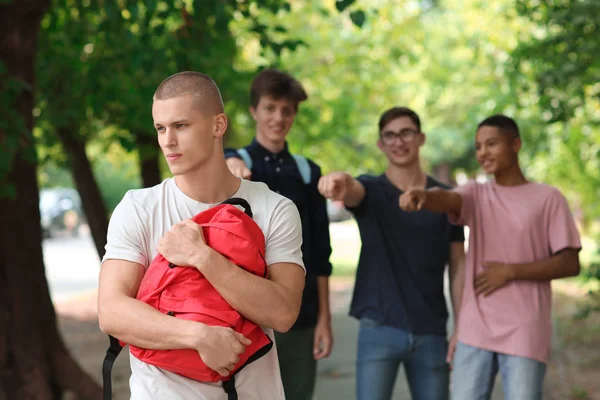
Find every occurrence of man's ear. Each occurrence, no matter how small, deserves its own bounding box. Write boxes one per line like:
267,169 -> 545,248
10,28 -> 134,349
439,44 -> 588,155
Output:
249,106 -> 257,121
418,132 -> 426,146
214,113 -> 228,138
512,137 -> 522,152
376,138 -> 384,152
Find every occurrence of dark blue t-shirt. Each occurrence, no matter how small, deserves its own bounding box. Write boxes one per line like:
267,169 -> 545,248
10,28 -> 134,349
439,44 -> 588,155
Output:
347,174 -> 464,336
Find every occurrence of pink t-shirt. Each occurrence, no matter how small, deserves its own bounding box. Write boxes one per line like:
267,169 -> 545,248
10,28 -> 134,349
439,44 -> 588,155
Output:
451,181 -> 581,363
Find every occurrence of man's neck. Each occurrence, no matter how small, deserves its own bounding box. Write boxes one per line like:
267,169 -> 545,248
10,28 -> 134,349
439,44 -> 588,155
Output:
255,133 -> 286,154
174,159 -> 241,204
494,163 -> 528,187
385,161 -> 427,192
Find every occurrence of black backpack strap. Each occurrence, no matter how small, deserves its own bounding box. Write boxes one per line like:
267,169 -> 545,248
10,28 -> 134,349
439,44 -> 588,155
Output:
102,335 -> 123,400
222,374 -> 238,400
221,335 -> 272,399
220,198 -> 252,218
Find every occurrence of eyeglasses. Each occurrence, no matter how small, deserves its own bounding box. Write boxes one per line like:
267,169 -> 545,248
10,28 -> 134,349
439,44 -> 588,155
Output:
380,129 -> 419,145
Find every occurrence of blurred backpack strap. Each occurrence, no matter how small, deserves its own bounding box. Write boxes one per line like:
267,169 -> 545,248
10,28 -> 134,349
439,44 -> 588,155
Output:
292,154 -> 311,184
237,148 -> 253,170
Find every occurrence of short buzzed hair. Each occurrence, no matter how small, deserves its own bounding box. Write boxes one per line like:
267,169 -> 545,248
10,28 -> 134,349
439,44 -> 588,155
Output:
250,68 -> 307,110
478,114 -> 520,138
154,71 -> 224,115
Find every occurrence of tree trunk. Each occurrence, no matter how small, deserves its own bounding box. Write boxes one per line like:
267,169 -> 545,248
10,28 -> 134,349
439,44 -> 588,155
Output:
55,128 -> 109,260
0,2 -> 102,399
136,132 -> 162,188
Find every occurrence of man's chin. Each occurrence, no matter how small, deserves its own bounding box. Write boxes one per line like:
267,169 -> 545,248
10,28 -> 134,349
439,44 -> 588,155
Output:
389,155 -> 417,167
169,167 -> 187,176
480,166 -> 496,175
267,131 -> 289,141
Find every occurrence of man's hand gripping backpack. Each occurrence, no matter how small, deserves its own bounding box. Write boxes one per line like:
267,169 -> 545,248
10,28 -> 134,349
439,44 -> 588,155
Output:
102,198 -> 273,400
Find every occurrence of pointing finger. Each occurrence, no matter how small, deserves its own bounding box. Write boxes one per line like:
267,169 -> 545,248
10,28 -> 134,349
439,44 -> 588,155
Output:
417,194 -> 426,209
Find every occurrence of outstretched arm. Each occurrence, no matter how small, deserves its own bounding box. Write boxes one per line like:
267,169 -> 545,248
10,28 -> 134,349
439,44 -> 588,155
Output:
318,172 -> 365,208
399,188 -> 463,215
224,150 -> 252,179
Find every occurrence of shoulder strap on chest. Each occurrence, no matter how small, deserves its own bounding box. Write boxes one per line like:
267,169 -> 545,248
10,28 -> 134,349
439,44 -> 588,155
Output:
237,148 -> 253,170
292,154 -> 311,185
239,147 -> 311,184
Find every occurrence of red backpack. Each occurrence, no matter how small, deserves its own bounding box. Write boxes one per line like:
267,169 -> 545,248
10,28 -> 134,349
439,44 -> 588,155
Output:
103,198 -> 273,400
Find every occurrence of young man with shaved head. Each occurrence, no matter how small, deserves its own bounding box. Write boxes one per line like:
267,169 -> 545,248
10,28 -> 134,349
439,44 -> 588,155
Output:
98,71 -> 306,399
399,115 -> 582,399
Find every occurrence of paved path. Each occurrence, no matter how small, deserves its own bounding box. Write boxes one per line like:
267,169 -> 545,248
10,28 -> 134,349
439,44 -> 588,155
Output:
43,230 -> 100,302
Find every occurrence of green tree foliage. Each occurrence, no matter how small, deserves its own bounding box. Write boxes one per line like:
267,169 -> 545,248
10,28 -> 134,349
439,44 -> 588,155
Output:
30,0 -> 599,237
33,0 -> 330,257
228,0 -> 532,181
510,0 -> 600,227
513,0 -> 600,123
510,0 -> 600,315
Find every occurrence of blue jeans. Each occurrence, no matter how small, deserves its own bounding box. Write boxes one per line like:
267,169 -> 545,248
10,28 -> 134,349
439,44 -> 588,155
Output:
356,318 -> 449,400
451,342 -> 546,400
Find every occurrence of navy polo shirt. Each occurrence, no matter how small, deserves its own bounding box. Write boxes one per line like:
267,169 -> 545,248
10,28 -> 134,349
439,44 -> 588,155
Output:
347,174 -> 464,336
224,139 -> 333,329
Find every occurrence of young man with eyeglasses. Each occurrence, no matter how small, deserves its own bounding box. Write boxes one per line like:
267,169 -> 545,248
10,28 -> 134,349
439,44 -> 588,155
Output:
318,107 -> 466,400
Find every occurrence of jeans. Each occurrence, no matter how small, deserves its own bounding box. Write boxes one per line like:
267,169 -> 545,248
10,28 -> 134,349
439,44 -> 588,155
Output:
356,318 -> 449,400
451,342 -> 546,400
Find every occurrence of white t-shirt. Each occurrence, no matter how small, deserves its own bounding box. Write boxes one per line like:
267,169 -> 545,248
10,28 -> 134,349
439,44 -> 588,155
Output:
102,177 -> 305,400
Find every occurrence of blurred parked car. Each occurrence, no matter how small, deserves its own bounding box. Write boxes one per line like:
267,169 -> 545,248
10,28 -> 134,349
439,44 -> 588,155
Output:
326,199 -> 353,223
39,188 -> 84,238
